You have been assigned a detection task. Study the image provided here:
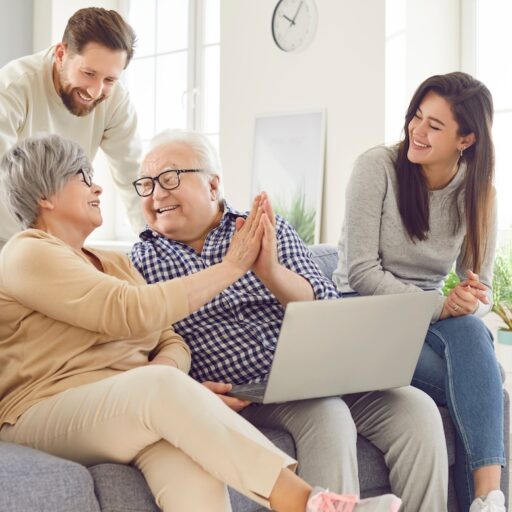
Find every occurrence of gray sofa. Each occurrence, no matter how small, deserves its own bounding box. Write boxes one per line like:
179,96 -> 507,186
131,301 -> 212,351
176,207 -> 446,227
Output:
0,244 -> 509,512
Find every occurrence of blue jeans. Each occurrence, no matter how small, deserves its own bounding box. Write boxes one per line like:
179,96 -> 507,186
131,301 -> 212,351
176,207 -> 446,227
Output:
412,315 -> 505,512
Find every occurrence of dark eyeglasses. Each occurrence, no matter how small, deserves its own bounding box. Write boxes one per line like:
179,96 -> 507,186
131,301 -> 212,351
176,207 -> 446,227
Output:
77,169 -> 92,187
132,169 -> 202,197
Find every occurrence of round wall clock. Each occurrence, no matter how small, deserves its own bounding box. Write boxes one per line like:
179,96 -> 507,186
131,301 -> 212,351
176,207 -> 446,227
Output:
271,0 -> 318,53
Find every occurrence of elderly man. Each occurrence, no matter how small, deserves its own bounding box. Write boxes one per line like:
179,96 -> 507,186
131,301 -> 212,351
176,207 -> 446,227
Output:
0,7 -> 144,250
130,129 -> 449,512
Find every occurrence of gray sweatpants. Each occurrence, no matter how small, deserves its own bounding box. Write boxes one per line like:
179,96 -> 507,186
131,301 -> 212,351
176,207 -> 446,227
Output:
241,386 -> 448,512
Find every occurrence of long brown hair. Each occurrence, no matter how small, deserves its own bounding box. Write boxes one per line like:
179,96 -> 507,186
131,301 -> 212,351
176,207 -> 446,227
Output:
395,72 -> 495,273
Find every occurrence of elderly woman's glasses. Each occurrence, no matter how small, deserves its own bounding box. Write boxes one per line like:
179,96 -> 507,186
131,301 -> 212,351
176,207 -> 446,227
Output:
132,169 -> 202,197
77,169 -> 92,187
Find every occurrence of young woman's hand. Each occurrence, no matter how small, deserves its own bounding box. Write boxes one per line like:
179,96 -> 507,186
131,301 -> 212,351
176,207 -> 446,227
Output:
441,270 -> 489,318
224,194 -> 265,274
201,381 -> 251,412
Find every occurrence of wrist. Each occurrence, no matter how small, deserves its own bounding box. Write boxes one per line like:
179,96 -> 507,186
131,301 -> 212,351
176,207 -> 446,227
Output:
253,262 -> 281,283
220,258 -> 246,280
150,356 -> 178,368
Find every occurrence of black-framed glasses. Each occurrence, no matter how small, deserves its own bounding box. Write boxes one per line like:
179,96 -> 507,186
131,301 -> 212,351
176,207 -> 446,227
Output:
132,169 -> 202,197
77,169 -> 92,187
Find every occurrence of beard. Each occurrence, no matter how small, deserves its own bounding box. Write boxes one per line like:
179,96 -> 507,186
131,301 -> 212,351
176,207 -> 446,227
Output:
58,68 -> 106,117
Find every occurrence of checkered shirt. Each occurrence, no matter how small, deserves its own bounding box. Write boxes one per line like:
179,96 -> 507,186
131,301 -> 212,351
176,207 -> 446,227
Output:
130,202 -> 341,384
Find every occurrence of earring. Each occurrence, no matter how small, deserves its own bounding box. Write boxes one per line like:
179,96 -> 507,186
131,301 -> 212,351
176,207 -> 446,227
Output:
459,146 -> 465,158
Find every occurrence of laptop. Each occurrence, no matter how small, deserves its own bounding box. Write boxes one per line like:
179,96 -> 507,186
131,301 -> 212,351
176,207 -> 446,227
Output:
226,291 -> 438,404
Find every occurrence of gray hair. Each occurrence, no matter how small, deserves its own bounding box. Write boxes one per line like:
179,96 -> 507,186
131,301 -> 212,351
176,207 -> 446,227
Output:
147,129 -> 224,201
0,134 -> 93,228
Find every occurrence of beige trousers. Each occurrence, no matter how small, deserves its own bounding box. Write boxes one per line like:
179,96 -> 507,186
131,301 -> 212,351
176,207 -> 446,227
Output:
0,365 -> 296,512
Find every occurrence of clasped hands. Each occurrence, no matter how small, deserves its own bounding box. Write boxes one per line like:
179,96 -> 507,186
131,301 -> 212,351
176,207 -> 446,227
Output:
224,192 -> 279,281
206,192 -> 279,411
440,270 -> 490,319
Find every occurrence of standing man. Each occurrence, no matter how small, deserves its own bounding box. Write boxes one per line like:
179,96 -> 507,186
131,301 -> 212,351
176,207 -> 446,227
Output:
0,7 -> 144,250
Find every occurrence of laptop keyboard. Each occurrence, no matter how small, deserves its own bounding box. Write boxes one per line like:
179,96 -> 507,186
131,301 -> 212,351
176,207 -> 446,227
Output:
228,380 -> 269,401
233,381 -> 267,394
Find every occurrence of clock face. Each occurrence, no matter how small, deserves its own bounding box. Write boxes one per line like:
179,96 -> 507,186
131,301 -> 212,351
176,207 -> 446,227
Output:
272,0 -> 318,53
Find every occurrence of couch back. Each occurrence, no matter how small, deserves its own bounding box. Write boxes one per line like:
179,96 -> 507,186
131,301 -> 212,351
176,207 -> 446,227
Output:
309,244 -> 338,280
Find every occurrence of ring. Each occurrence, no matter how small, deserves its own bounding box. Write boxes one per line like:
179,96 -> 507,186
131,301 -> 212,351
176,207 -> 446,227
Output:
452,303 -> 460,312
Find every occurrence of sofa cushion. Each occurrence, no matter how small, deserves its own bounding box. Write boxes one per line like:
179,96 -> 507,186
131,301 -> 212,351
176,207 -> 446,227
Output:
309,243 -> 338,280
89,463 -> 158,512
0,441 -> 100,512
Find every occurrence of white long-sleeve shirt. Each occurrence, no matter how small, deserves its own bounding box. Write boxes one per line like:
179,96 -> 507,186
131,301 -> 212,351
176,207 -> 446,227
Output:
0,47 -> 144,242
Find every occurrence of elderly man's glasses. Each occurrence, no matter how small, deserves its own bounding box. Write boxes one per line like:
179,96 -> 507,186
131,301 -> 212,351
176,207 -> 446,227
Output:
77,169 -> 92,187
132,169 -> 202,197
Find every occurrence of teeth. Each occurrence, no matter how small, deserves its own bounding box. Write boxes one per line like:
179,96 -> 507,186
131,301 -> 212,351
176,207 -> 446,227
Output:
89,201 -> 100,207
413,139 -> 429,148
157,205 -> 178,214
77,91 -> 93,102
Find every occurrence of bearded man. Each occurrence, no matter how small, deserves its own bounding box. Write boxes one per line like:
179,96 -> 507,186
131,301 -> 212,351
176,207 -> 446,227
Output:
0,7 -> 144,249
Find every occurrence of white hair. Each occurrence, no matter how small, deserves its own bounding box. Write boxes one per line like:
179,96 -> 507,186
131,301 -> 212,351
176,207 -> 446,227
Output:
147,129 -> 224,201
0,134 -> 92,228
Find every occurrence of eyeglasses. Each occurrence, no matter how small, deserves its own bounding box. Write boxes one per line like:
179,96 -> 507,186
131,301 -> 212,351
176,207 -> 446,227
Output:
77,169 -> 92,187
132,169 -> 202,197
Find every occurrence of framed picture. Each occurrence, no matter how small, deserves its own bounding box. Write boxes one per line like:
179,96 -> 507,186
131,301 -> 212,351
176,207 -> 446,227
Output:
251,109 -> 326,244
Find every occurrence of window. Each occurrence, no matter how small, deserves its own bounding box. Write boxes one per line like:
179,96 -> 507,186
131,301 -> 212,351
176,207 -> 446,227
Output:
470,0 -> 512,246
89,0 -> 220,244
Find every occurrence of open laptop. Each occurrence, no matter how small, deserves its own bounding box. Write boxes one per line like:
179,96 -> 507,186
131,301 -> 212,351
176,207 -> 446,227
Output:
226,291 -> 438,404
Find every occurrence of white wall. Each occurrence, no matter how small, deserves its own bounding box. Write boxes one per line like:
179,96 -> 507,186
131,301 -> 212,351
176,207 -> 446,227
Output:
220,0 -> 386,243
0,0 -> 33,66
385,0 -> 461,143
220,0 -> 462,244
405,0 -> 460,94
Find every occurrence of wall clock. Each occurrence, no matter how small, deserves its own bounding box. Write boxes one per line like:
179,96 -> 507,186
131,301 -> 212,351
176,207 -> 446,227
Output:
271,0 -> 318,53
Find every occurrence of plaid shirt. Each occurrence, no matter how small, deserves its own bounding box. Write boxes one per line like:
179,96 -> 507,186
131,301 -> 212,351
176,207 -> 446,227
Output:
131,202 -> 340,384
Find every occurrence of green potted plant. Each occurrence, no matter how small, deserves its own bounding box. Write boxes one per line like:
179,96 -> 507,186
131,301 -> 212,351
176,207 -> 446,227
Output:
492,252 -> 512,345
442,248 -> 512,344
493,302 -> 512,345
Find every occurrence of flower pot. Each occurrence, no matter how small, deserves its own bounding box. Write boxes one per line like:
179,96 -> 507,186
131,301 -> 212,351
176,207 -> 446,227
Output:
497,328 -> 512,346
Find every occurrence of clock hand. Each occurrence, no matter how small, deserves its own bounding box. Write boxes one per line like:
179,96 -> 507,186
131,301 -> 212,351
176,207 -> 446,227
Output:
291,1 -> 304,23
282,13 -> 295,25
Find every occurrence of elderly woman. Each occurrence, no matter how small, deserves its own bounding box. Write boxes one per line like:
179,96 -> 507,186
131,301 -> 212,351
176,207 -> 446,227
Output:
0,134 -> 401,512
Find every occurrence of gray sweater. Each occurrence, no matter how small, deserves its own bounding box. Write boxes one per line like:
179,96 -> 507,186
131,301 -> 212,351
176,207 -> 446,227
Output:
333,145 -> 497,322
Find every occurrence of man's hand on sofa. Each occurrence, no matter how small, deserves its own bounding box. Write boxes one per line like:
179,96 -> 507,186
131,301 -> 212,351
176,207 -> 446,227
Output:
202,381 -> 251,412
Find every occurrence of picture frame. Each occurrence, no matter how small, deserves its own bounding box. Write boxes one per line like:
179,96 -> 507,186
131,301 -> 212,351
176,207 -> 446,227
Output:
251,109 -> 326,244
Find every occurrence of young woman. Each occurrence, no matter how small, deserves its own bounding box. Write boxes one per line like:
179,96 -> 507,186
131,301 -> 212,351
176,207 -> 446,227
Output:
0,134 -> 401,512
333,72 -> 505,512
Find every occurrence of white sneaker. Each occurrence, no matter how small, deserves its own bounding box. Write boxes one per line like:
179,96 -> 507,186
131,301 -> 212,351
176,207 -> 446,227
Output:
469,490 -> 506,512
306,487 -> 402,512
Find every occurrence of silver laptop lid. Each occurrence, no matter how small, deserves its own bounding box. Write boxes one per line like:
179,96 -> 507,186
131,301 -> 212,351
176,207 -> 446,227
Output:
263,291 -> 438,403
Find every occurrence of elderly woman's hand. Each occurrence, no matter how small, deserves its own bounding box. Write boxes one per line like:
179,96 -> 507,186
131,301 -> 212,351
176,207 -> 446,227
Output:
224,194 -> 265,274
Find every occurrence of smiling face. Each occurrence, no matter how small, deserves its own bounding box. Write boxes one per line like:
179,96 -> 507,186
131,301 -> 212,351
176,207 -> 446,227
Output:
140,142 -> 222,251
53,42 -> 126,117
39,171 -> 103,239
407,91 -> 474,174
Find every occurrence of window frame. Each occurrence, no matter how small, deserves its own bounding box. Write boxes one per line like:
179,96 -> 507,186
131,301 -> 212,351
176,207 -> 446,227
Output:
89,0 -> 219,245
461,0 -> 512,247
